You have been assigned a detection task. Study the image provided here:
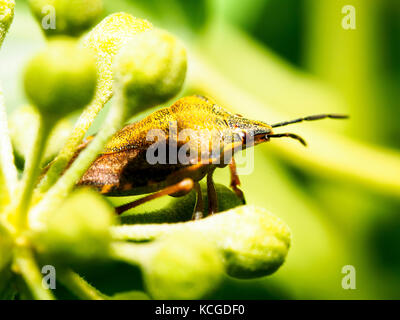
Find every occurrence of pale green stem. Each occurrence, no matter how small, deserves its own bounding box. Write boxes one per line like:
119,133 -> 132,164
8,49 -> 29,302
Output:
58,269 -> 106,300
37,90 -> 110,193
111,224 -> 175,242
0,84 -> 18,205
28,91 -> 125,230
14,117 -> 51,230
110,242 -> 154,267
13,246 -> 55,300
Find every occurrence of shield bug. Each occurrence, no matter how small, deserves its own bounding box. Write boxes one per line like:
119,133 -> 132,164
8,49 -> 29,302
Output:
73,95 -> 347,219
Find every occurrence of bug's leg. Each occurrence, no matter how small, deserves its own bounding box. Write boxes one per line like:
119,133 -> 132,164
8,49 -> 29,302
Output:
192,181 -> 204,220
229,157 -> 246,204
207,169 -> 218,215
115,178 -> 194,215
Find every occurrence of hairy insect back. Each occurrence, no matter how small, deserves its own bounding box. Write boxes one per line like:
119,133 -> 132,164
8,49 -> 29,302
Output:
103,96 -> 225,153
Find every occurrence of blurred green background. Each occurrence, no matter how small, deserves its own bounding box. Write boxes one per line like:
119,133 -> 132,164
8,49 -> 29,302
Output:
2,0 -> 400,299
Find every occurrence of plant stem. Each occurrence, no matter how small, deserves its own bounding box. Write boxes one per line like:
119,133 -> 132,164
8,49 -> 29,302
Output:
58,269 -> 106,300
13,246 -> 55,300
111,223 -> 180,241
37,94 -> 108,193
29,92 -> 125,230
14,116 -> 50,230
0,84 -> 18,207
110,241 -> 154,267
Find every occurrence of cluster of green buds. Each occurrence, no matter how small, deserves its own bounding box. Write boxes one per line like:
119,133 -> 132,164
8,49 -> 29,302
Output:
0,0 -> 291,300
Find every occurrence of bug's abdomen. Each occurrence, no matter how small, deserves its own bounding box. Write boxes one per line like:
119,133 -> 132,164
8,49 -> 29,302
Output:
78,147 -> 211,196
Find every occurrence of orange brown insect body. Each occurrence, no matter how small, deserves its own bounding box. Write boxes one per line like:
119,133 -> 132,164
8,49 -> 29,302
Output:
75,95 -> 347,219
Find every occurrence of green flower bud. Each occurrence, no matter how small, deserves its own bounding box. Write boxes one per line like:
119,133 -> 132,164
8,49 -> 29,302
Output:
82,12 -> 153,102
24,38 -> 97,122
33,189 -> 115,265
115,28 -> 187,113
197,205 -> 291,278
28,0 -> 103,37
142,231 -> 223,300
112,205 -> 291,279
0,0 -> 15,48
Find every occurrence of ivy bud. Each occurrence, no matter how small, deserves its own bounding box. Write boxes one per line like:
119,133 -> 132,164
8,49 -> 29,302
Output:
24,38 -> 97,122
0,0 -> 15,47
200,205 -> 291,278
28,0 -> 103,37
115,28 -> 187,113
143,231 -> 223,300
82,12 -> 153,101
113,205 -> 291,279
33,189 -> 115,265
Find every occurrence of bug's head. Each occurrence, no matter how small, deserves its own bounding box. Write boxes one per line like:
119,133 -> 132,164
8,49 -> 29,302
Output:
228,113 -> 348,148
226,115 -> 274,147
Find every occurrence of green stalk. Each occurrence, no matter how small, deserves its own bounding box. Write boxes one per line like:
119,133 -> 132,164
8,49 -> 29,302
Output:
13,246 -> 55,300
58,269 -> 106,300
111,224 -> 175,242
29,91 -> 125,230
0,84 -> 18,207
110,242 -> 154,267
14,116 -> 51,230
37,93 -> 109,193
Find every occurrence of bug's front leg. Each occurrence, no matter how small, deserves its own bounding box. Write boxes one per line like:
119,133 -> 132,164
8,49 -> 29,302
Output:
229,157 -> 246,204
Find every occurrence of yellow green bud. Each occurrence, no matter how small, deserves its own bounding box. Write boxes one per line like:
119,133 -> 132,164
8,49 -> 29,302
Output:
112,205 -> 291,279
0,0 -> 15,48
142,231 -> 223,299
197,205 -> 291,278
115,28 -> 187,113
33,189 -> 115,265
24,38 -> 97,122
82,12 -> 153,102
28,0 -> 103,37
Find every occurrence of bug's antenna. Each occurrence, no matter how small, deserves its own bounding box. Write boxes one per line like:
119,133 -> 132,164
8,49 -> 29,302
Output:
271,114 -> 348,128
267,133 -> 307,146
